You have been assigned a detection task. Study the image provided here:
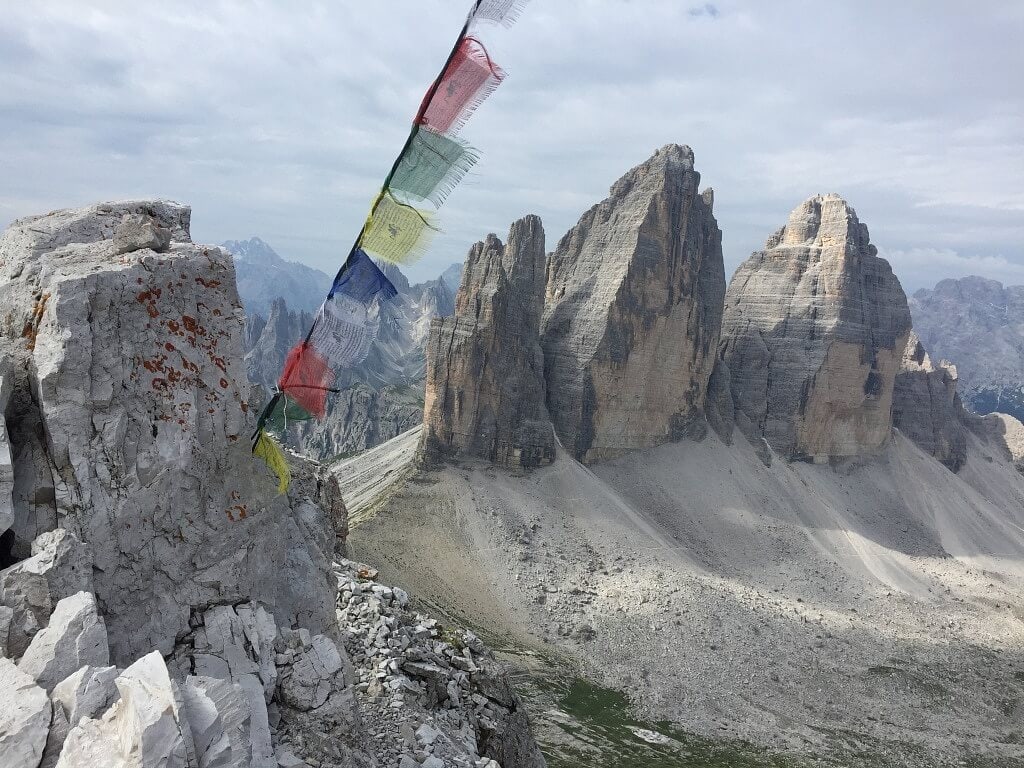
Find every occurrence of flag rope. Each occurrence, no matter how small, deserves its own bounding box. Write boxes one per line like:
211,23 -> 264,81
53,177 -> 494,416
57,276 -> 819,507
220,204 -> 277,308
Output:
251,0 -> 528,493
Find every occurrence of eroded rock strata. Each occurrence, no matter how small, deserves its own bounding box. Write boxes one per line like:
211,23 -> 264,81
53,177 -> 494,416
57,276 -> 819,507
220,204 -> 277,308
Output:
892,331 -> 968,470
541,144 -> 725,462
421,216 -> 554,468
720,193 -> 912,461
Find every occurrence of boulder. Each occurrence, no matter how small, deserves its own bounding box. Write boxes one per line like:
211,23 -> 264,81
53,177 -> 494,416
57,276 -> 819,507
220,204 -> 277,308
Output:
0,657 -> 52,768
720,193 -> 912,460
180,675 -> 252,768
892,331 -> 969,470
18,591 -> 108,692
112,213 -> 171,256
52,664 -> 119,726
421,216 -> 555,468
541,144 -> 725,462
55,651 -> 193,768
0,529 -> 93,659
0,605 -> 12,657
277,634 -> 344,711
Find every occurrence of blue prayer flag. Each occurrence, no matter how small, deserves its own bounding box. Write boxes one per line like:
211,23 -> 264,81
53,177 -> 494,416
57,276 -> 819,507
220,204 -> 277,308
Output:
328,248 -> 399,304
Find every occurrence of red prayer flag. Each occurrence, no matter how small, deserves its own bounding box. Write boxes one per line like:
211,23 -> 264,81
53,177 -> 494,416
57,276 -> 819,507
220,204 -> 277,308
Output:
416,36 -> 505,135
277,342 -> 334,420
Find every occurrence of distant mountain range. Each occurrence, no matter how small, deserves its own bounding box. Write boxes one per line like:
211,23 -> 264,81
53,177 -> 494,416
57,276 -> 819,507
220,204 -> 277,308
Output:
910,275 -> 1024,422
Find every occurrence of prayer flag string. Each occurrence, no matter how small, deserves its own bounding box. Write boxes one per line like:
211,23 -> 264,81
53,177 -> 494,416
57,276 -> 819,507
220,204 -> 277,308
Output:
252,0 -> 529,489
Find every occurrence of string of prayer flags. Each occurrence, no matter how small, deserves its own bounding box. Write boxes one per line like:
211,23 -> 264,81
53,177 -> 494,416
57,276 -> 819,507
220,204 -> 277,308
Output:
253,429 -> 290,494
469,0 -> 530,27
391,128 -> 480,206
415,37 -> 506,135
360,192 -> 435,265
253,0 -> 530,492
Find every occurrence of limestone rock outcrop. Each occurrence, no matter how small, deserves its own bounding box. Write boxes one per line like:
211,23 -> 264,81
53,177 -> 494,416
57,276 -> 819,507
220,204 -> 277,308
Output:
422,216 -> 555,468
541,144 -> 725,462
892,331 -> 969,470
18,591 -> 108,692
0,529 -> 93,658
0,201 -> 336,662
720,193 -> 912,460
0,657 -> 51,768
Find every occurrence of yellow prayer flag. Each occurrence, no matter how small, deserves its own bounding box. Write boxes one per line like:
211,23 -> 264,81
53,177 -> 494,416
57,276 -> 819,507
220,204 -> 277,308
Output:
253,429 -> 290,495
361,192 -> 435,265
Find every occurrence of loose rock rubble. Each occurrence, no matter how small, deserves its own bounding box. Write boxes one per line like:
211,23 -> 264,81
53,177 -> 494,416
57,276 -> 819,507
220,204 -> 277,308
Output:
335,559 -> 545,768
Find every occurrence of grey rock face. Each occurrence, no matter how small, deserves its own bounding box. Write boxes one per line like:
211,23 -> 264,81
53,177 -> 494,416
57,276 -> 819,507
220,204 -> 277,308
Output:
17,591 -> 108,692
55,651 -> 193,768
0,201 -> 337,663
721,193 -> 912,460
910,276 -> 1024,422
422,216 -> 555,468
52,664 -> 120,727
113,213 -> 171,256
541,144 -> 725,463
0,657 -> 52,768
0,529 -> 93,659
892,332 -> 969,471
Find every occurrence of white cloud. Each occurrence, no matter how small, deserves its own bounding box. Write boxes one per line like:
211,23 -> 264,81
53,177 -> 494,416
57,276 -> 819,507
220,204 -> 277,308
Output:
0,0 -> 1021,288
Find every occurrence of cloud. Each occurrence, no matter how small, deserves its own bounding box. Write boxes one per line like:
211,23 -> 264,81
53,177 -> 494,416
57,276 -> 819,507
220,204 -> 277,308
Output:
880,248 -> 1024,293
0,0 -> 1021,290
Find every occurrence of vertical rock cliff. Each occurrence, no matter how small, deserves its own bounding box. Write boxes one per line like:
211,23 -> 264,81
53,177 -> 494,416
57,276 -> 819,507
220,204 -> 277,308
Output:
541,144 -> 725,463
0,202 -> 337,664
720,194 -> 912,461
892,331 -> 969,470
421,215 -> 554,468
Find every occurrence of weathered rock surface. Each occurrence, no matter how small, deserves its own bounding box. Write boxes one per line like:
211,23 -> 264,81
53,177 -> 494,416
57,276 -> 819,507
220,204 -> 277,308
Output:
0,657 -> 52,768
52,664 -> 119,726
422,216 -> 555,468
0,201 -> 336,663
335,560 -> 546,768
18,591 -> 108,692
910,276 -> 1024,422
720,193 -> 912,460
892,331 -> 969,470
0,529 -> 93,659
56,651 -> 193,768
180,675 -> 253,768
541,144 -> 725,462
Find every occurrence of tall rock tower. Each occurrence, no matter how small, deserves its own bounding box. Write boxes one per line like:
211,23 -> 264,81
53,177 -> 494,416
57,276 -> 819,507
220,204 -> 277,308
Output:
720,194 -> 912,461
421,215 -> 555,468
541,144 -> 725,463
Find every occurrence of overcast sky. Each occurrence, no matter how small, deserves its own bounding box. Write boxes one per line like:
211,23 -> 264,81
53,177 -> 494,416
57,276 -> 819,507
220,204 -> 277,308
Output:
2,1 -> 1022,292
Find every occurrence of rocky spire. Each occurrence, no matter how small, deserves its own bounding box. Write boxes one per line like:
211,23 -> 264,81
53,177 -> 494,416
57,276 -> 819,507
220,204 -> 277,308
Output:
541,144 -> 725,463
720,193 -> 912,461
892,331 -> 968,470
421,215 -> 555,468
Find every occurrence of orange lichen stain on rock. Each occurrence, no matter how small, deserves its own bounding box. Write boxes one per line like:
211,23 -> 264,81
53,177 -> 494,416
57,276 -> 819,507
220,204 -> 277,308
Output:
182,315 -> 199,333
219,378 -> 228,389
212,356 -> 226,373
195,277 -> 222,289
151,377 -> 168,390
225,509 -> 235,522
164,342 -> 175,352
23,292 -> 51,351
240,402 -> 249,413
234,505 -> 248,520
213,308 -> 223,317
